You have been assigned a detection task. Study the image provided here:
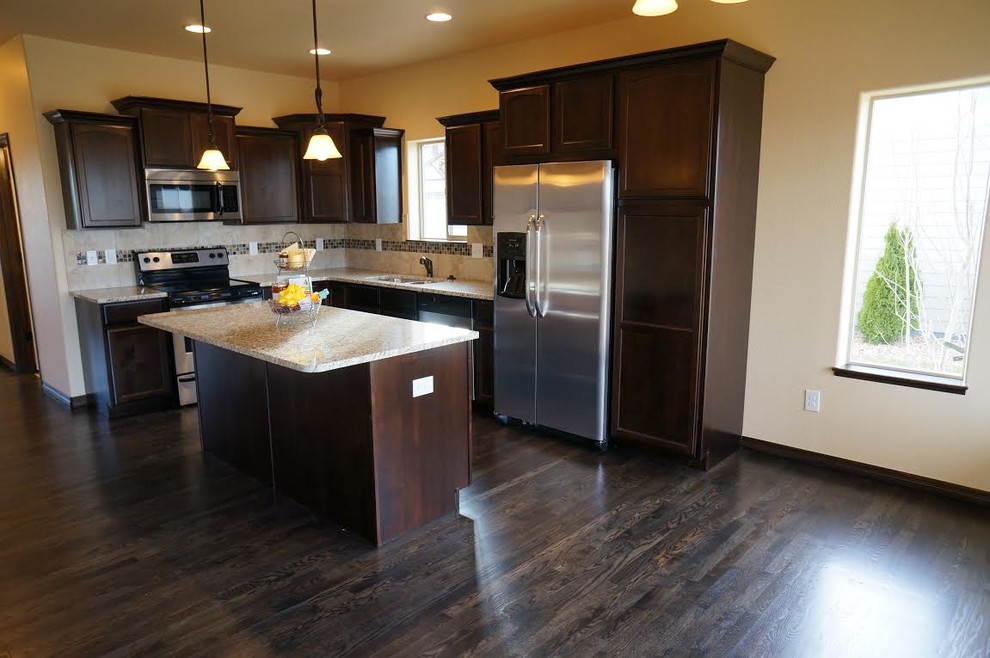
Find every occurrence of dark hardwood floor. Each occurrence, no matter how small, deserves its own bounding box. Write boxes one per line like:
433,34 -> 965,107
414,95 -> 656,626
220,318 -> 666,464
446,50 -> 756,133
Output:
1,368 -> 987,657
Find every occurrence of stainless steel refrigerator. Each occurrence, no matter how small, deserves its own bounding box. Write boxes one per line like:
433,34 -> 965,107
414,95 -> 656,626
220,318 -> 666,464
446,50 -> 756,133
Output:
493,161 -> 614,446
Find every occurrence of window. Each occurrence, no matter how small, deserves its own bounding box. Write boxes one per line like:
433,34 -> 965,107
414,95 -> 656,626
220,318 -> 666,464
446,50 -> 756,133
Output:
407,138 -> 467,241
840,81 -> 990,386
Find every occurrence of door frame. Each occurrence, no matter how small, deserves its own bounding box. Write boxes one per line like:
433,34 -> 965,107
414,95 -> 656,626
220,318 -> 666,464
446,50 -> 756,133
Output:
0,133 -> 39,374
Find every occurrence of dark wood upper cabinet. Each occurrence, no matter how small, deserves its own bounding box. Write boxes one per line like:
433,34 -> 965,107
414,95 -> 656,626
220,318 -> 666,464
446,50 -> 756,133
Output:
350,127 -> 403,224
499,85 -> 550,156
140,108 -> 194,167
236,126 -> 300,224
553,75 -> 614,153
482,120 -> 502,224
111,96 -> 242,171
307,121 -> 349,224
190,113 -> 238,170
437,110 -> 500,226
273,114 -> 399,224
618,59 -> 716,199
45,110 -> 144,229
445,124 -> 483,224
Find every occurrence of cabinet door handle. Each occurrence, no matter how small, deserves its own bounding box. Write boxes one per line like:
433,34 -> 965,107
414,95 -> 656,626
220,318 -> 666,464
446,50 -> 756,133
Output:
177,376 -> 196,383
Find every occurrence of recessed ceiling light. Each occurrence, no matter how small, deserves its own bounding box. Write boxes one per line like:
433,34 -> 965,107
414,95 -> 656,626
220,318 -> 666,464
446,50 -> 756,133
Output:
309,48 -> 331,55
184,24 -> 211,34
426,12 -> 452,22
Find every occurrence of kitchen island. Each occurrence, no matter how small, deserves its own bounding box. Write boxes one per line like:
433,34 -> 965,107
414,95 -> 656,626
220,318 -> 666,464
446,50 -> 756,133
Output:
139,302 -> 478,545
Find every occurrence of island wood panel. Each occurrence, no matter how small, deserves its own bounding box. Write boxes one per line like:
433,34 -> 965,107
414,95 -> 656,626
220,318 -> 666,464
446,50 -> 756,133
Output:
266,362 -> 379,542
193,342 -> 273,484
191,337 -> 473,546
370,342 -> 471,542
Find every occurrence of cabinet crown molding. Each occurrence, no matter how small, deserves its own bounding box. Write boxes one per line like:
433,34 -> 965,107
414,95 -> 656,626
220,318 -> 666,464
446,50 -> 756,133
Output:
110,96 -> 242,117
489,38 -> 775,91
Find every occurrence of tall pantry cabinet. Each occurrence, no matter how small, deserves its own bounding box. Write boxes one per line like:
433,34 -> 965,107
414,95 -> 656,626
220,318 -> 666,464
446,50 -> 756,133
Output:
491,40 -> 775,468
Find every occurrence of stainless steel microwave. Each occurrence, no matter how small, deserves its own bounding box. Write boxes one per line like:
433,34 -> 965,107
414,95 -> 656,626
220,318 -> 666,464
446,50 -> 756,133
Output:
144,168 -> 242,222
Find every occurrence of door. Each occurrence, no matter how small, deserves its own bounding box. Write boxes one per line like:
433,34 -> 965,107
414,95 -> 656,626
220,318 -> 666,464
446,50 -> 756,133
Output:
535,161 -> 613,443
306,122 -> 348,223
445,123 -> 483,225
237,129 -> 300,224
493,164 -> 538,424
0,136 -> 37,373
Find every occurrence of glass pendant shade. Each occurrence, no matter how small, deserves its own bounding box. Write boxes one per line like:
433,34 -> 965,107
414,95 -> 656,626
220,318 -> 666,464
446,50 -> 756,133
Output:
303,129 -> 342,161
197,147 -> 229,171
632,0 -> 678,16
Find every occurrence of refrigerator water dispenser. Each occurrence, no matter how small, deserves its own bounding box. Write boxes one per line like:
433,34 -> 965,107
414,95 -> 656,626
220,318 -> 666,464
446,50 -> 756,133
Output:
496,232 -> 527,299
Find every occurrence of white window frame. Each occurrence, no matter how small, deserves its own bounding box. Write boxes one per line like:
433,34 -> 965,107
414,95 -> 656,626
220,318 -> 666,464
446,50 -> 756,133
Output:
406,137 -> 467,242
836,77 -> 990,389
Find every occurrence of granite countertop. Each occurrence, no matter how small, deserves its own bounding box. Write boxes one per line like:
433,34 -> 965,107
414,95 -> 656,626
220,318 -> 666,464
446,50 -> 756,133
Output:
71,286 -> 168,304
138,301 -> 478,374
237,268 -> 494,301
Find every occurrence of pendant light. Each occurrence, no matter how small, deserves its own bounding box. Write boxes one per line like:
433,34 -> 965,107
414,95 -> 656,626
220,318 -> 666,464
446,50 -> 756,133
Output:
302,0 -> 342,161
195,0 -> 229,171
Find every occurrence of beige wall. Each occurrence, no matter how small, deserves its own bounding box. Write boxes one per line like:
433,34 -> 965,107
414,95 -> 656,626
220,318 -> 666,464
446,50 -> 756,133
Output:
0,36 -> 69,388
340,0 -> 990,491
10,35 -> 335,397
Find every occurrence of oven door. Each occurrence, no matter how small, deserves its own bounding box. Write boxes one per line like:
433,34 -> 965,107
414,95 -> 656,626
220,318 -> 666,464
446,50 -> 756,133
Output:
169,299 -> 255,406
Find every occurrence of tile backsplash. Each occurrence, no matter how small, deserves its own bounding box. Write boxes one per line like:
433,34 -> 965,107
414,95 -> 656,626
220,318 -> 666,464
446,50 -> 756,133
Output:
63,222 -> 493,290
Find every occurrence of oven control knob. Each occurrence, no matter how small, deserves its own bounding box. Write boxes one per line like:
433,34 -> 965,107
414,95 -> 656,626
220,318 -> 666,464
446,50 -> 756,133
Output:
153,257 -> 160,263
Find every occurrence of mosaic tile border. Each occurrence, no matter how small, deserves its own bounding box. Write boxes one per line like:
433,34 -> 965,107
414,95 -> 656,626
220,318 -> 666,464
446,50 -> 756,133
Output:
76,239 -> 493,266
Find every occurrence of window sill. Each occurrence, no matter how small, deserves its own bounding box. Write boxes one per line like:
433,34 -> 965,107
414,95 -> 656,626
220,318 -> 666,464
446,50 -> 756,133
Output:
832,365 -> 967,395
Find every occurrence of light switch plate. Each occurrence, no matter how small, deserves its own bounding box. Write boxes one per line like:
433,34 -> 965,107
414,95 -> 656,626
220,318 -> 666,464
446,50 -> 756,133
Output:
249,241 -> 258,256
86,250 -> 98,266
316,238 -> 325,251
375,238 -> 383,252
471,243 -> 483,259
412,375 -> 434,398
105,248 -> 117,265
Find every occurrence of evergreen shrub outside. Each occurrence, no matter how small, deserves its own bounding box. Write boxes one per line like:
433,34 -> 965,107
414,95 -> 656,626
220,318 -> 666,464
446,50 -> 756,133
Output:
857,224 -> 922,345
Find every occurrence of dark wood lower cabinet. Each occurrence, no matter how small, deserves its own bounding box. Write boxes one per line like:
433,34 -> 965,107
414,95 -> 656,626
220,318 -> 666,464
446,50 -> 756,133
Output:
75,297 -> 175,417
473,300 -> 494,406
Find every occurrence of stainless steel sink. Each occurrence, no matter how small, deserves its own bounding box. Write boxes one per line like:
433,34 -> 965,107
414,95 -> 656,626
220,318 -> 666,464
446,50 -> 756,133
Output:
367,275 -> 435,285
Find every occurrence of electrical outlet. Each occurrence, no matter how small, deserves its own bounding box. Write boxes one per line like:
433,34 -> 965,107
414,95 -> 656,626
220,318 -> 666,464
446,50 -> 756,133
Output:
316,238 -> 325,251
249,241 -> 258,256
471,243 -> 483,259
375,238 -> 383,252
85,250 -> 98,266
412,375 -> 434,398
105,248 -> 117,265
804,389 -> 821,413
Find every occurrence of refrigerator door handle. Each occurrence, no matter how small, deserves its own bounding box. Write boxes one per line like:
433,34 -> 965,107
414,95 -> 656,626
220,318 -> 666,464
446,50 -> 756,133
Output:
525,214 -> 538,318
535,214 -> 548,317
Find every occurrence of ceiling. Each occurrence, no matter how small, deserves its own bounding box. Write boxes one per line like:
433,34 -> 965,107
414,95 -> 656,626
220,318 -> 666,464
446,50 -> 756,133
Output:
0,0 -> 633,80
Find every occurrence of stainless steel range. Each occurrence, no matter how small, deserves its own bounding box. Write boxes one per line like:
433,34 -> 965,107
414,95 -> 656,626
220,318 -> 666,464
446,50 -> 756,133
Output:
136,247 -> 262,405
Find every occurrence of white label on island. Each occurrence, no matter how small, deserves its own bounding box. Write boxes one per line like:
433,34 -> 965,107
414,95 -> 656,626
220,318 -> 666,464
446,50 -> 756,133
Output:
412,376 -> 434,398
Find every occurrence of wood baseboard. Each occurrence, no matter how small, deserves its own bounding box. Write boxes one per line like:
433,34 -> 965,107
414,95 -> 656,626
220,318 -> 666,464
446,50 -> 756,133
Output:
40,381 -> 94,409
742,436 -> 989,507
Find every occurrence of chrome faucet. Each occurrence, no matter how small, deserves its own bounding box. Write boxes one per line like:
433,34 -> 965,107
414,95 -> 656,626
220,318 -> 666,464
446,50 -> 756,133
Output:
419,256 -> 434,278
